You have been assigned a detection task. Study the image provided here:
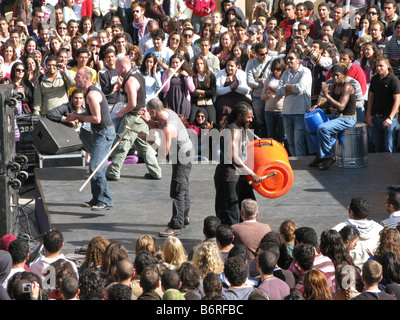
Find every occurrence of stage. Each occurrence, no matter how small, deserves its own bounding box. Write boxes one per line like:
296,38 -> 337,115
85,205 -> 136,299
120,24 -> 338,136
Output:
33,153 -> 400,259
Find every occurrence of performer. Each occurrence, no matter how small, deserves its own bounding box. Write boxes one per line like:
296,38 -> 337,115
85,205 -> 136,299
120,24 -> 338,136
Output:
213,102 -> 262,226
106,56 -> 162,181
65,67 -> 116,211
138,98 -> 193,237
309,63 -> 357,170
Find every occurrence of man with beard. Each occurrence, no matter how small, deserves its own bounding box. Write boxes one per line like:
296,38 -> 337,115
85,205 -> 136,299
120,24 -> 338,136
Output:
213,102 -> 262,226
138,98 -> 193,237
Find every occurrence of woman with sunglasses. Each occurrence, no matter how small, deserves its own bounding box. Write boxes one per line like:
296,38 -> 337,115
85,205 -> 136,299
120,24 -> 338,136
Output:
261,58 -> 286,145
10,61 -> 34,111
54,21 -> 71,43
167,31 -> 188,58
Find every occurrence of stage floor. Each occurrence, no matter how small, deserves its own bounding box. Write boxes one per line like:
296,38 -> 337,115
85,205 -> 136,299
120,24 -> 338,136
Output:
34,153 -> 400,259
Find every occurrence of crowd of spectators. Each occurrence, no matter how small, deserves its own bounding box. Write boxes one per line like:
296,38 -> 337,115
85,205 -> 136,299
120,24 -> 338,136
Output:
1,190 -> 400,300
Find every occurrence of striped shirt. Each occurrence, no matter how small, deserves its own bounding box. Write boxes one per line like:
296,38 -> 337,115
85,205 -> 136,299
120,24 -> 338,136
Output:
384,36 -> 400,76
380,211 -> 400,228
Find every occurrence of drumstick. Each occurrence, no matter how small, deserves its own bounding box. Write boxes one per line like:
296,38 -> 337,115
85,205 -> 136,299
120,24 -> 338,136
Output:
248,172 -> 277,185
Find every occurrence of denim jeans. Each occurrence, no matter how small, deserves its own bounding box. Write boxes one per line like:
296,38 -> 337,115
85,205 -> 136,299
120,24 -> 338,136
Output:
370,115 -> 398,153
317,115 -> 357,159
252,96 -> 267,137
282,114 -> 307,156
90,126 -> 116,207
117,6 -> 133,33
264,111 -> 285,142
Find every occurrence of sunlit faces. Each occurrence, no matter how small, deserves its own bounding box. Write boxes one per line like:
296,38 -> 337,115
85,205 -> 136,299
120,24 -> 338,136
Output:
72,92 -> 84,108
375,59 -> 390,75
362,44 -> 374,59
339,53 -> 352,67
82,20 -> 92,34
68,21 -> 79,36
170,57 -> 182,70
318,5 -> 330,19
195,58 -> 205,73
220,33 -> 232,48
332,7 -> 344,22
225,59 -> 237,76
77,52 -> 89,67
104,51 -> 116,67
97,32 -> 108,46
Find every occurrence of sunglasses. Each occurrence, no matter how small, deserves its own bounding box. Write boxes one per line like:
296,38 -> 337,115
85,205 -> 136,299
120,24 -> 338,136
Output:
133,10 -> 141,13
197,115 -> 205,119
183,34 -> 193,38
91,44 -> 99,47
15,68 -> 25,72
368,11 -> 378,15
258,52 -> 267,56
286,56 -> 295,60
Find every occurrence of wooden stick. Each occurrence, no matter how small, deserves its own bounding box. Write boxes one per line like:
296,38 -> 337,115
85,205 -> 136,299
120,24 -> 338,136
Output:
79,62 -> 185,192
154,59 -> 185,97
248,172 -> 277,185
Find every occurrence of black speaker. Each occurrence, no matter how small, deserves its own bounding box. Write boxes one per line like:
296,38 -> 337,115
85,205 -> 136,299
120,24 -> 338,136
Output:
0,84 -> 23,236
32,118 -> 83,155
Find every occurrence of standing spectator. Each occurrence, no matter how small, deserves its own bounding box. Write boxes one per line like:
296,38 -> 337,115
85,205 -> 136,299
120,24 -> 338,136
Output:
314,2 -> 331,38
245,42 -> 271,138
128,3 -> 149,46
332,4 -> 352,48
189,55 -> 216,124
366,56 -> 400,154
382,0 -> 397,38
92,0 -> 117,31
162,53 -> 195,120
277,51 -> 312,156
3,238 -> 30,290
33,56 -> 74,115
186,0 -> 216,33
261,57 -> 286,144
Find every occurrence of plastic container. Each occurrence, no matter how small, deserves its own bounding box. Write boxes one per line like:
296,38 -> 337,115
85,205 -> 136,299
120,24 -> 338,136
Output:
246,139 -> 294,198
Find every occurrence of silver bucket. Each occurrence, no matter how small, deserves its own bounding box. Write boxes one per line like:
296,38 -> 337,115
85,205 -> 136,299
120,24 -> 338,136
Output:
335,123 -> 368,168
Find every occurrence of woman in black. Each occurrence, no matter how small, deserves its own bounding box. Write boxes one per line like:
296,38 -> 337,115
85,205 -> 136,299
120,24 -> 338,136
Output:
189,56 -> 216,125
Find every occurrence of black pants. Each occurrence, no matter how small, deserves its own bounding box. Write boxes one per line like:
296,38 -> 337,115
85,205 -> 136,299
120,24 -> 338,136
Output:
214,168 -> 256,226
168,160 -> 191,229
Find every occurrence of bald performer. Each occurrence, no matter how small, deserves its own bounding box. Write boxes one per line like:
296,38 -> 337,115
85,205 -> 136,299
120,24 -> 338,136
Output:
106,56 -> 162,181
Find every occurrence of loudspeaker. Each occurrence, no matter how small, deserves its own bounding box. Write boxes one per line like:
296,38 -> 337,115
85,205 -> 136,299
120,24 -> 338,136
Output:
0,84 -> 22,236
32,118 -> 83,155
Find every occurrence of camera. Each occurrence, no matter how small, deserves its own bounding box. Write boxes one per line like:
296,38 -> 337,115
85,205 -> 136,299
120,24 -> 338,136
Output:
294,36 -> 300,39
56,64 -> 62,68
22,283 -> 31,293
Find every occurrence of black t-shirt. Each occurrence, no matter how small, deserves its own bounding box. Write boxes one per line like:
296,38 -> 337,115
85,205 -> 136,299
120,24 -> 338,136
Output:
369,72 -> 400,117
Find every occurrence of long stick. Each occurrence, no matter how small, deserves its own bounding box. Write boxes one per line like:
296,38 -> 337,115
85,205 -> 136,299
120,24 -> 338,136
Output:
155,59 -> 185,97
248,172 -> 277,185
79,62 -> 185,192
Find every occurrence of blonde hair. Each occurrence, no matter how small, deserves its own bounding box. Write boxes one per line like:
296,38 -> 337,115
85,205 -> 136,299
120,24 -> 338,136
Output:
192,242 -> 224,276
163,236 -> 187,268
135,234 -> 156,255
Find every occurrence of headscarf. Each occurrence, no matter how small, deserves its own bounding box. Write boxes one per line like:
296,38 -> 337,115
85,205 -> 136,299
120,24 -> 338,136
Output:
194,107 -> 209,129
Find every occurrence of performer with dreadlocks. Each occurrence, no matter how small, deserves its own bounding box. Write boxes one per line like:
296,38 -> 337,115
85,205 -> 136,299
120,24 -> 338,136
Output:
213,102 -> 262,226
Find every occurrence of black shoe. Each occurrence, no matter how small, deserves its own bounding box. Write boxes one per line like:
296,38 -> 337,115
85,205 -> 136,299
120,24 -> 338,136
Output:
184,216 -> 190,226
318,157 -> 335,170
91,203 -> 111,211
309,156 -> 322,167
144,173 -> 161,180
106,176 -> 120,181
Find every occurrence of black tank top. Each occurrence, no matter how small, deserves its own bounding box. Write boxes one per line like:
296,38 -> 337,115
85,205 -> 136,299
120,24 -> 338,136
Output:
331,85 -> 356,116
85,86 -> 113,132
122,69 -> 146,114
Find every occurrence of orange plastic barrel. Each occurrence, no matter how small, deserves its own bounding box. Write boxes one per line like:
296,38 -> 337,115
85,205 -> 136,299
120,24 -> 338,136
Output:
246,139 -> 294,198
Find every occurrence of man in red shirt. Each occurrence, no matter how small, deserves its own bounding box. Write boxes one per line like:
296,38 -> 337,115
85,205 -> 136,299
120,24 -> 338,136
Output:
279,1 -> 296,38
